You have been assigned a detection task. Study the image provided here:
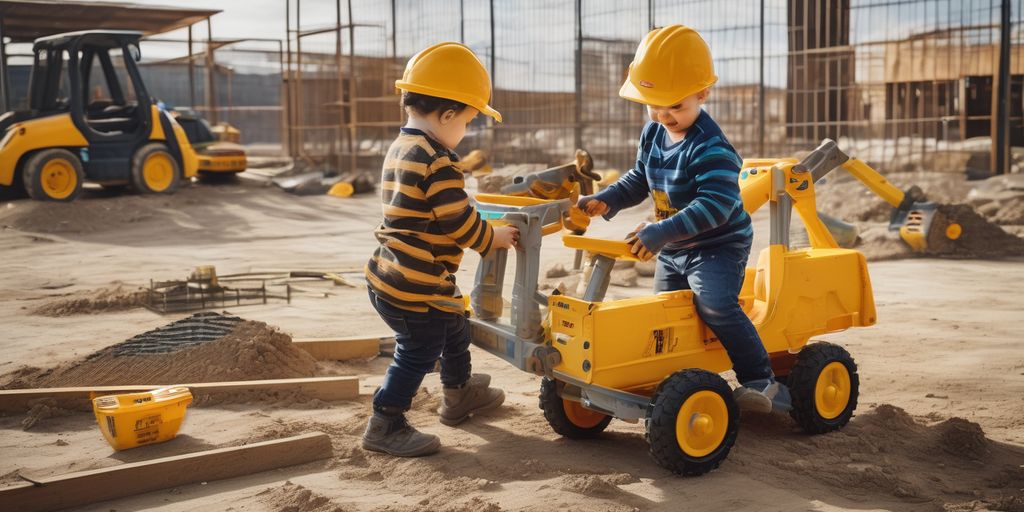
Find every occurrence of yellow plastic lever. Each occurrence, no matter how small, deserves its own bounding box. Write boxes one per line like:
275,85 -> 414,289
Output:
475,193 -> 555,207
562,235 -> 640,261
839,158 -> 905,208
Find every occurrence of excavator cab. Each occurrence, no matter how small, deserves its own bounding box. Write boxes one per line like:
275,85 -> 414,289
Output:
0,30 -> 197,201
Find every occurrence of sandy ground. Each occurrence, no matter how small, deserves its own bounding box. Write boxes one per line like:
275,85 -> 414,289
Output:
1,178 -> 1023,511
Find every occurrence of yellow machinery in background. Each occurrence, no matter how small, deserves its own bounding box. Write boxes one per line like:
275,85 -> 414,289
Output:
171,109 -> 247,177
469,139 -> 875,476
0,31 -> 198,201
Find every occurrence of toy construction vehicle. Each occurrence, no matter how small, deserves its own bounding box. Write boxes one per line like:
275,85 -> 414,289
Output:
0,31 -> 199,201
171,108 -> 247,178
469,139 -> 875,476
746,148 -> 964,253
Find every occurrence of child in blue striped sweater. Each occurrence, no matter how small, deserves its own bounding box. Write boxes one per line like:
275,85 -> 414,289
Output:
578,25 -> 790,413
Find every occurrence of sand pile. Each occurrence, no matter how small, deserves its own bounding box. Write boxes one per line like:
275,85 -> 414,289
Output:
742,404 -> 1023,508
30,283 -> 147,316
253,482 -> 344,512
2,317 -> 317,389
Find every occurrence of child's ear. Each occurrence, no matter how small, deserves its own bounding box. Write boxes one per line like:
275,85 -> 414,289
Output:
438,109 -> 457,126
697,88 -> 711,103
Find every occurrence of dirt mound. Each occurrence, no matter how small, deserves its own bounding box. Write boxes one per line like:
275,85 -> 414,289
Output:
0,194 -> 173,234
1,318 -> 317,389
30,283 -> 147,316
254,482 -> 344,512
852,204 -> 1024,261
743,404 -> 1024,508
924,204 -> 1024,258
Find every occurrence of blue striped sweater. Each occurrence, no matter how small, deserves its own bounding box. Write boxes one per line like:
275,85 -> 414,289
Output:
593,111 -> 752,253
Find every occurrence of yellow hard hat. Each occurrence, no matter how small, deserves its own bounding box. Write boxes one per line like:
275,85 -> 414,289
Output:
619,25 -> 718,107
396,42 -> 502,122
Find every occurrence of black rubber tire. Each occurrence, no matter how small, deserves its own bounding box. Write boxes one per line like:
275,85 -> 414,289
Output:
22,148 -> 84,202
130,143 -> 180,195
646,369 -> 739,476
788,342 -> 859,435
539,378 -> 612,439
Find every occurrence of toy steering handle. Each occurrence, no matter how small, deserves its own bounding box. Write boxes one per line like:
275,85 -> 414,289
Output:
562,235 -> 641,261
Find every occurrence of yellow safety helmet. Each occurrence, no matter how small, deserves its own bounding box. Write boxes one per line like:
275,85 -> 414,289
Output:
619,25 -> 717,107
395,42 -> 502,122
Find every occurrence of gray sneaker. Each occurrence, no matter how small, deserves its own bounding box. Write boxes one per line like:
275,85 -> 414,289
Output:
361,411 -> 440,457
734,378 -> 792,414
439,373 -> 505,426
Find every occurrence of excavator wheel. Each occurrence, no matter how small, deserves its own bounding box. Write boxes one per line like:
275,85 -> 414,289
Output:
788,342 -> 859,434
539,378 -> 611,439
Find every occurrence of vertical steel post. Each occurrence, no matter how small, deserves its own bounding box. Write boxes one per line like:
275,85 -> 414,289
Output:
574,0 -> 583,152
0,16 -> 8,112
991,0 -> 1011,175
188,25 -> 196,109
758,0 -> 765,156
285,0 -> 293,155
206,18 -> 217,124
348,0 -> 358,174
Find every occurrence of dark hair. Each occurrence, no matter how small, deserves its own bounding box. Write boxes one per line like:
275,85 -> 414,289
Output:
401,91 -> 467,117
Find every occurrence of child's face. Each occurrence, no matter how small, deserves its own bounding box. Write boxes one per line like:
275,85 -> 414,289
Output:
432,107 -> 480,150
646,89 -> 710,138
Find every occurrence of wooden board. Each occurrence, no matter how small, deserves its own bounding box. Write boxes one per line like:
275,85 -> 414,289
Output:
292,335 -> 393,360
0,432 -> 332,512
0,376 -> 359,413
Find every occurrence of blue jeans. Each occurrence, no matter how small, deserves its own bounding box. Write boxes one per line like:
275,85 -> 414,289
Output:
654,242 -> 773,385
368,290 -> 472,412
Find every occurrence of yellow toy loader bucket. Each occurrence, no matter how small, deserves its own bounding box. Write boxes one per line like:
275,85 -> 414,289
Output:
92,386 -> 193,451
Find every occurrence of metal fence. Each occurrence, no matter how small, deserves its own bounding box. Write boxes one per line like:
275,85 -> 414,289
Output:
276,0 -> 1022,176
80,0 -> 1019,176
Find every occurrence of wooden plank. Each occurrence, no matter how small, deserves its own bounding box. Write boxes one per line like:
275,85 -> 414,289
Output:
0,432 -> 332,512
292,335 -> 393,360
0,376 -> 359,413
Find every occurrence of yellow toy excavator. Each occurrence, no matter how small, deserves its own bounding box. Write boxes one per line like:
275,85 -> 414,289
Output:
469,139 -> 875,476
0,31 -> 198,201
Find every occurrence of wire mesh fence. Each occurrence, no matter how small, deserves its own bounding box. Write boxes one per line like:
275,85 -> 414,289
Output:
100,0 -> 1021,177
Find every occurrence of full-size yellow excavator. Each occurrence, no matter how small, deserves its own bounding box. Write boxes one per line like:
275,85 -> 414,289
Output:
468,139 -> 875,476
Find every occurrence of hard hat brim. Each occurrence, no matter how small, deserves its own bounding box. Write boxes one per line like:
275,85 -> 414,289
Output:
396,80 -> 502,123
618,76 -> 718,107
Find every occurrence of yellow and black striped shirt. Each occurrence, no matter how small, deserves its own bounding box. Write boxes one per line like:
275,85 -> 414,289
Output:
364,128 -> 495,313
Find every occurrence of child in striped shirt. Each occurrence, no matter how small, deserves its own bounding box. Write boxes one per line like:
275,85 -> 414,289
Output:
362,43 -> 518,457
579,25 -> 791,414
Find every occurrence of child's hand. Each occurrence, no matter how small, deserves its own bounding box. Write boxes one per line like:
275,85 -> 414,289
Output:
624,222 -> 655,261
492,225 -> 520,250
577,195 -> 609,217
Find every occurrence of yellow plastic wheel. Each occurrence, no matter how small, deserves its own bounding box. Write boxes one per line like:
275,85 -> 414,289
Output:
143,152 -> 175,192
675,390 -> 729,458
814,361 -> 852,420
788,342 -> 859,434
563,399 -> 607,429
40,158 -> 78,200
648,369 -> 738,475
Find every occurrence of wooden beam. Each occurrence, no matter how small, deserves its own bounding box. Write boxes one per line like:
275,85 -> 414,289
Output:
0,432 -> 332,512
292,335 -> 393,360
0,376 -> 359,413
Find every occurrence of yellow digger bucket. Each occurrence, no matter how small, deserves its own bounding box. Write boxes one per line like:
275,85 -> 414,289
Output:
92,386 -> 193,451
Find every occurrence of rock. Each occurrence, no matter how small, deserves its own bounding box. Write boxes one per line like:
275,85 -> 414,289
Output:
546,263 -> 570,278
634,260 -> 656,277
610,268 -> 639,287
613,259 -> 635,269
976,201 -> 1000,217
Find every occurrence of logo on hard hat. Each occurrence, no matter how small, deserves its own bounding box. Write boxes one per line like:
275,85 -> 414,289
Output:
639,80 -> 655,88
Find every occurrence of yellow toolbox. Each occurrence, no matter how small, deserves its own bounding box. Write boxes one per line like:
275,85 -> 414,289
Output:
92,386 -> 193,450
